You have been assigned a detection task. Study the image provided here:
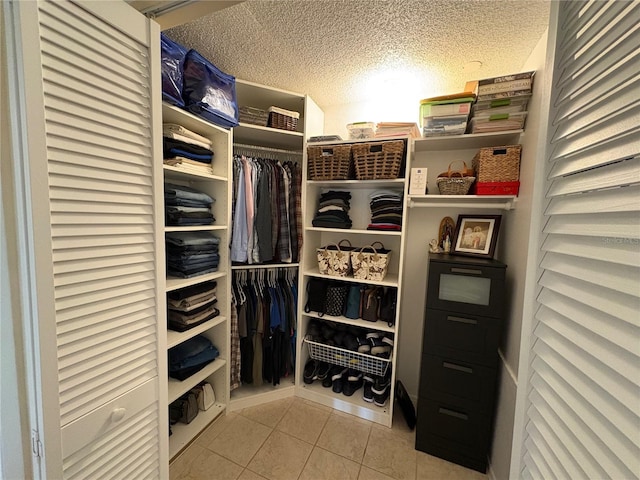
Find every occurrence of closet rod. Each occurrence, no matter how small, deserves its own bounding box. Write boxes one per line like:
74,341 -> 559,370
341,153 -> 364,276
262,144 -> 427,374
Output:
233,143 -> 303,156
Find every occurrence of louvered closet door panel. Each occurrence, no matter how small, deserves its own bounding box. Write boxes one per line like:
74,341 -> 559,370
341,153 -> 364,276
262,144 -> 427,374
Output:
520,1 -> 640,479
25,0 -> 163,476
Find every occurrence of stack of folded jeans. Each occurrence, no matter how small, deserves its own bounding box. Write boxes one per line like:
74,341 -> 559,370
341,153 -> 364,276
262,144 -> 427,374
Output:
311,191 -> 352,229
166,231 -> 220,278
167,281 -> 219,332
165,182 -> 215,226
368,190 -> 403,231
169,335 -> 219,381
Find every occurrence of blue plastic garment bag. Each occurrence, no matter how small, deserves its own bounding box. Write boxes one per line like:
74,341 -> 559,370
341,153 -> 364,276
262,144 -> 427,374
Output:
160,33 -> 188,107
182,49 -> 239,128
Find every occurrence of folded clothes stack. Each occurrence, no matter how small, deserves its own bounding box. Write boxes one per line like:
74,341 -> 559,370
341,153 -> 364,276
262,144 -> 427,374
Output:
163,123 -> 214,175
164,182 -> 215,226
368,190 -> 403,231
166,231 -> 221,278
168,335 -> 219,381
167,280 -> 219,332
312,190 -> 352,229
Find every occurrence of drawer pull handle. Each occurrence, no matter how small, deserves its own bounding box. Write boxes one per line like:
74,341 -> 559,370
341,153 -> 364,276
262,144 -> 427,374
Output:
439,407 -> 468,421
443,361 -> 473,374
446,315 -> 478,325
111,408 -> 127,423
450,267 -> 483,275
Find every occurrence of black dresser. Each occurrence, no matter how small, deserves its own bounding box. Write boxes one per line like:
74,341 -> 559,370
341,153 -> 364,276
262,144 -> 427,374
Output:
416,253 -> 507,473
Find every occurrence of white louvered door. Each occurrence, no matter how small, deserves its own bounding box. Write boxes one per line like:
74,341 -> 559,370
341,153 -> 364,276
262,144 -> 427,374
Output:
7,0 -> 167,478
517,1 -> 640,479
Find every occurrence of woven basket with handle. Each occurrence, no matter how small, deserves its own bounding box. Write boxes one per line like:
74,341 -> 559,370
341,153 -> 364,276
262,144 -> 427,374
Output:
436,161 -> 475,195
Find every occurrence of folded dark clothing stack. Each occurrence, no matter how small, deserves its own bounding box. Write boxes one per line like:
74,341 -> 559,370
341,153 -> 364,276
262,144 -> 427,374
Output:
163,137 -> 213,164
169,335 -> 219,380
312,190 -> 352,229
165,183 -> 215,226
166,232 -> 221,278
368,190 -> 403,231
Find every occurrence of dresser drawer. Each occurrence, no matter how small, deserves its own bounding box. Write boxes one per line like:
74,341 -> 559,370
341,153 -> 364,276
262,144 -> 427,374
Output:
415,397 -> 492,471
419,354 -> 497,412
423,308 -> 501,366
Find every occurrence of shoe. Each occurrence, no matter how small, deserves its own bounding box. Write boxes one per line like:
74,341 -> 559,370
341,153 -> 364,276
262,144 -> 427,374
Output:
357,337 -> 371,353
307,320 -> 321,340
342,333 -> 358,351
343,369 -> 363,397
332,371 -> 346,394
373,387 -> 390,407
363,379 -> 374,403
372,371 -> 391,395
303,359 -> 319,384
326,365 -> 347,389
370,338 -> 391,356
316,362 -> 331,382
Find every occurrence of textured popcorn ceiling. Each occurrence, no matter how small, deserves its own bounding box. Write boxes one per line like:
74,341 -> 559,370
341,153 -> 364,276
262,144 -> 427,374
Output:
165,0 -> 550,108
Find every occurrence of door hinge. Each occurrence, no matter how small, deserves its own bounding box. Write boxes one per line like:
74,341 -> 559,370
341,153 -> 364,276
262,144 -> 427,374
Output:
31,429 -> 43,458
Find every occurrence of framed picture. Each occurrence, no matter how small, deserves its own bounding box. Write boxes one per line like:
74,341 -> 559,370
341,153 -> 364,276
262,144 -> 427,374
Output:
452,214 -> 502,258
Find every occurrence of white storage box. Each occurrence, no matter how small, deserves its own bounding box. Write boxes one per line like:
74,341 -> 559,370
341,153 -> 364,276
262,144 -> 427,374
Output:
347,121 -> 375,140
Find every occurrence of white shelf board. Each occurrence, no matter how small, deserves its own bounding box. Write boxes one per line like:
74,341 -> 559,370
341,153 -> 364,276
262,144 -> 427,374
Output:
169,403 -> 226,460
168,359 -> 227,404
162,103 -> 229,136
231,263 -> 299,270
233,123 -> 304,150
308,136 -> 410,146
163,165 -> 227,182
408,195 -> 517,210
165,225 -> 227,232
414,130 -> 523,152
305,227 -> 402,236
303,269 -> 399,287
167,317 -> 227,349
302,312 -> 395,334
307,179 -> 406,189
296,381 -> 392,427
229,378 -> 295,411
166,271 -> 226,293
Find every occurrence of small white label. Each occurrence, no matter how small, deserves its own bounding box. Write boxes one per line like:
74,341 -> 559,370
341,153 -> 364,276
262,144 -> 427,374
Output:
410,168 -> 428,195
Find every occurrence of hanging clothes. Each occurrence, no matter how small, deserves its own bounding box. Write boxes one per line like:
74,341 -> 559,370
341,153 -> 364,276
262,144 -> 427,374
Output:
230,152 -> 302,264
231,268 -> 297,389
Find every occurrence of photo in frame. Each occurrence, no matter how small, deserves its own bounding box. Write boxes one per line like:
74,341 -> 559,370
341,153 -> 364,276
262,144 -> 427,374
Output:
452,214 -> 502,258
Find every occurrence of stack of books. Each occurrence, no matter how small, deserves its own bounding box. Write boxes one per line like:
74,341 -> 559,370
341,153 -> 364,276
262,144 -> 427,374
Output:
374,122 -> 421,139
469,72 -> 534,133
419,92 -> 475,137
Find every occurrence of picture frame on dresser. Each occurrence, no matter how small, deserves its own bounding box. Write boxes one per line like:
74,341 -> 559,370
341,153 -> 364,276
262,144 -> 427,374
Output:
452,214 -> 502,259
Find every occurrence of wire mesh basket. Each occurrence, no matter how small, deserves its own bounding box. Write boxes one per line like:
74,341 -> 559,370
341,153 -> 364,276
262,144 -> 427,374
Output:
304,336 -> 391,376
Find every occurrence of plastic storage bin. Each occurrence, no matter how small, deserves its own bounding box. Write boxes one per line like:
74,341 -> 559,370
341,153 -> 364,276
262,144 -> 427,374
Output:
469,112 -> 527,133
347,122 -> 375,140
423,115 -> 468,137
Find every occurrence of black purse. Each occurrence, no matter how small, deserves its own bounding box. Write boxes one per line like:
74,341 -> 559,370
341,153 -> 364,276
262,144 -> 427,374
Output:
169,391 -> 198,425
379,287 -> 398,326
361,286 -> 382,322
324,281 -> 349,317
304,278 -> 329,316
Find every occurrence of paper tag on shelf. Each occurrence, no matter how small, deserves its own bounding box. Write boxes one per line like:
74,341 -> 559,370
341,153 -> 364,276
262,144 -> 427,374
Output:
409,168 -> 428,195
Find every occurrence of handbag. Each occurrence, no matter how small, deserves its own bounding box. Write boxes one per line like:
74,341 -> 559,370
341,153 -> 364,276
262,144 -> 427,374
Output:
324,282 -> 349,317
351,242 -> 391,281
316,239 -> 354,277
344,284 -> 363,319
436,161 -> 476,195
169,391 -> 198,425
379,287 -> 397,326
361,286 -> 382,322
304,278 -> 329,316
200,382 -> 215,410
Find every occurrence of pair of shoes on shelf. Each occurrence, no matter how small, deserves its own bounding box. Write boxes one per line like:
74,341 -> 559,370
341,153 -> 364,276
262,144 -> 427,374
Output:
366,333 -> 394,358
304,359 -> 331,385
323,365 -> 347,390
342,369 -> 363,397
363,371 -> 391,407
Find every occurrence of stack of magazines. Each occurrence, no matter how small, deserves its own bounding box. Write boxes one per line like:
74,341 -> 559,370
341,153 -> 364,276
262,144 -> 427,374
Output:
374,122 -> 421,139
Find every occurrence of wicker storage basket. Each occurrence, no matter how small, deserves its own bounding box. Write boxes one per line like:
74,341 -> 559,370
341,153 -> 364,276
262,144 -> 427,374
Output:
238,106 -> 269,126
307,144 -> 352,180
267,106 -> 299,131
472,144 -> 522,182
352,140 -> 404,180
436,161 -> 475,195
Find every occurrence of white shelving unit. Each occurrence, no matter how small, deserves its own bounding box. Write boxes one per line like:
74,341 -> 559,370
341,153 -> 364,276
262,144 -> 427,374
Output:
227,79 -> 323,410
162,103 -> 232,460
296,137 -> 411,427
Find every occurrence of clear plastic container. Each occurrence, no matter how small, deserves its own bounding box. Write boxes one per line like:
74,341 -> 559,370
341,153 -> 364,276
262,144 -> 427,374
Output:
347,121 -> 375,139
422,115 -> 468,136
469,112 -> 528,133
473,95 -> 531,115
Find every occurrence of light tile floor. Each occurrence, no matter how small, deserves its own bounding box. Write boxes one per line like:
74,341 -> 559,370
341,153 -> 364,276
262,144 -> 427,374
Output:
170,396 -> 488,480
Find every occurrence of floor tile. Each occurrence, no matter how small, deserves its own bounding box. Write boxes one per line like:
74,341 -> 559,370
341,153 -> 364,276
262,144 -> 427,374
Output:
194,411 -> 238,449
416,451 -> 487,480
238,469 -> 269,480
171,446 -> 243,480
276,398 -> 330,444
239,396 -> 294,428
358,466 -> 395,480
206,414 -> 272,467
363,425 -> 417,480
316,412 -> 371,462
170,444 -> 206,480
298,447 -> 360,480
247,430 -> 313,480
